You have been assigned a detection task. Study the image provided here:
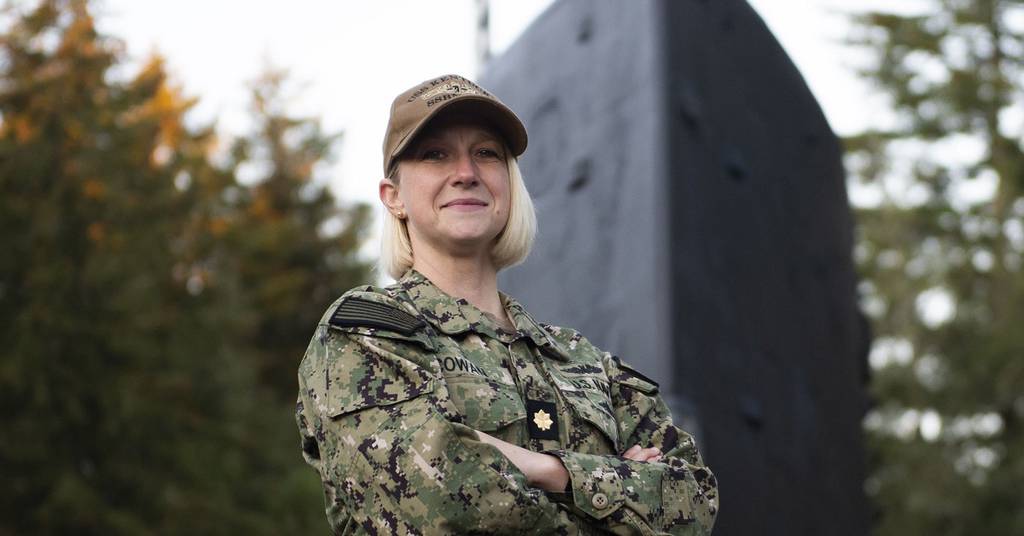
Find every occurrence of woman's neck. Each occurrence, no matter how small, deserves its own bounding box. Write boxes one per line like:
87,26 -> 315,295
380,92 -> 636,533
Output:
411,253 -> 508,324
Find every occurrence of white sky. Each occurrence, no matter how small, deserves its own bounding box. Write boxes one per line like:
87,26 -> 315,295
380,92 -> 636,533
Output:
96,0 -> 556,206
90,0 -> 885,206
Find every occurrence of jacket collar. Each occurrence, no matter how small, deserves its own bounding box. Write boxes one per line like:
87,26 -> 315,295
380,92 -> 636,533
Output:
503,295 -> 572,362
397,270 -> 570,361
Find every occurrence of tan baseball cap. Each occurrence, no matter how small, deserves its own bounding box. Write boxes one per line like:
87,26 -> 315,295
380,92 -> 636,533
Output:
382,74 -> 528,176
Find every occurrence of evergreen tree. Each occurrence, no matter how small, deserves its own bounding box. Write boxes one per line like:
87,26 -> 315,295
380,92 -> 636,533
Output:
0,1 -> 369,532
845,1 -> 1024,533
224,68 -> 373,403
205,67 -> 375,532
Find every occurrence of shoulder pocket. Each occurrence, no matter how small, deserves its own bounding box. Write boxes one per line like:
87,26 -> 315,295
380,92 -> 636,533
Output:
323,333 -> 436,418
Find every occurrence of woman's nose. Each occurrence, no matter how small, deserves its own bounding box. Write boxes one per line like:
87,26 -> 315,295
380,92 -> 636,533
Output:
450,153 -> 479,187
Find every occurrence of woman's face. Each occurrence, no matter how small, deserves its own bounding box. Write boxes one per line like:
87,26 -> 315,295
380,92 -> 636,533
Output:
381,118 -> 511,261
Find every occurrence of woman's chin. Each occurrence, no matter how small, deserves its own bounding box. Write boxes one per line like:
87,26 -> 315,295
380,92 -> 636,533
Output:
440,225 -> 501,245
435,233 -> 502,259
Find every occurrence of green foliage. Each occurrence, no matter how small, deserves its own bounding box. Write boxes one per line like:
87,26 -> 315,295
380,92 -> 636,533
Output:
0,0 -> 371,532
845,0 -> 1024,534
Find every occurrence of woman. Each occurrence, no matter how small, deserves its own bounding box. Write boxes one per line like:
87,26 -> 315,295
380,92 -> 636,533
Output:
296,74 -> 718,535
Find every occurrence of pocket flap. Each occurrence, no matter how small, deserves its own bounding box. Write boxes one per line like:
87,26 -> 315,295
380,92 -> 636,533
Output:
324,342 -> 436,418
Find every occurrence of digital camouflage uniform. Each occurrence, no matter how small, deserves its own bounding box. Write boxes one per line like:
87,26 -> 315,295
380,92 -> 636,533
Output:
296,270 -> 718,535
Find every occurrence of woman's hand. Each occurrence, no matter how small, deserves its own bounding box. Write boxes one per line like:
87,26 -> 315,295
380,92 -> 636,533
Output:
622,444 -> 662,462
475,431 -> 569,492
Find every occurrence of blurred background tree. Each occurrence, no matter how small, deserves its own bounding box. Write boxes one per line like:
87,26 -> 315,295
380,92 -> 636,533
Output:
0,0 -> 372,533
223,68 -> 373,403
846,0 -> 1024,534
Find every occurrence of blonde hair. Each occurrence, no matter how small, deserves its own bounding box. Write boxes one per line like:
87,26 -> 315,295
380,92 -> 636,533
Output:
379,154 -> 537,280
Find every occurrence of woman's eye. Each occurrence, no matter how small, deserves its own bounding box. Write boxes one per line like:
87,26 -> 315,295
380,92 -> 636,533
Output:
477,148 -> 501,158
421,149 -> 445,160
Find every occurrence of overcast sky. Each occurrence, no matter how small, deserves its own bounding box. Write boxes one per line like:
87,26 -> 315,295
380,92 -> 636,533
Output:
91,0 -> 891,197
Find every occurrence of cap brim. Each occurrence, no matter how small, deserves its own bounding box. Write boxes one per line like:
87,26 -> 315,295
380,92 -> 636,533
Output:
388,96 -> 528,170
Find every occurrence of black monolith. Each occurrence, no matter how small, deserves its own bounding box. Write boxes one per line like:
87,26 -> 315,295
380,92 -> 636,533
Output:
486,1 -> 870,534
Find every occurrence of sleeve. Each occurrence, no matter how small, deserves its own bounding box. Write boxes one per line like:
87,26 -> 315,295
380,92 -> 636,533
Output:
296,323 -> 577,535
544,353 -> 719,536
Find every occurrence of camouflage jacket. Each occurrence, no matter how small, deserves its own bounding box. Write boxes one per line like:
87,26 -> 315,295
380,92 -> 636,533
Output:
296,270 -> 718,535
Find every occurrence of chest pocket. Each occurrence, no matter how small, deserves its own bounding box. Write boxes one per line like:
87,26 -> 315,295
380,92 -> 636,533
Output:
437,349 -> 526,432
551,368 -> 620,451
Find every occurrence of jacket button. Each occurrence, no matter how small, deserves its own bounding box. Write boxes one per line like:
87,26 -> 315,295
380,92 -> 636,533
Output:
592,492 -> 609,510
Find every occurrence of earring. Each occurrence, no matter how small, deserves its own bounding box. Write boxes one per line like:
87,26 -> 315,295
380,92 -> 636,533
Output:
396,211 -> 405,219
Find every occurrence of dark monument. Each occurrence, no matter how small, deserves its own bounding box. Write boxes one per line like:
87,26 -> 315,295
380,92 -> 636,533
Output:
485,1 -> 870,534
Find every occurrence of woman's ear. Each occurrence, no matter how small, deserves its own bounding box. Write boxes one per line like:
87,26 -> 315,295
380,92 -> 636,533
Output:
379,178 -> 405,219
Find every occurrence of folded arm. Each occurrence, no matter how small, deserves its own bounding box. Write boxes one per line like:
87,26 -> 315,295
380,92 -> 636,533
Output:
296,325 -> 577,534
538,328 -> 720,536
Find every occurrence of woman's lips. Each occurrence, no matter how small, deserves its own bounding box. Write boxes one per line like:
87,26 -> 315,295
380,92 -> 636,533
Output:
442,198 -> 488,210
